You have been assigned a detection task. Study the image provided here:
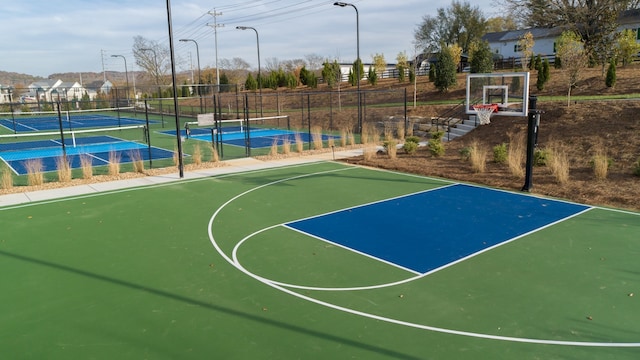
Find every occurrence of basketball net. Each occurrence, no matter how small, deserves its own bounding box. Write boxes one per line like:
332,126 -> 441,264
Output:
473,106 -> 494,125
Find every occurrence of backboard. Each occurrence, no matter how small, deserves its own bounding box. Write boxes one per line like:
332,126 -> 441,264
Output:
466,72 -> 530,117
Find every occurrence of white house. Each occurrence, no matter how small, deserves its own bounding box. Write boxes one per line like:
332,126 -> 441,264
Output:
23,79 -> 97,102
0,84 -> 12,104
483,9 -> 640,62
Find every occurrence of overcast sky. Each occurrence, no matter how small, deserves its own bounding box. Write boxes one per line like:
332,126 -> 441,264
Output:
0,0 -> 497,78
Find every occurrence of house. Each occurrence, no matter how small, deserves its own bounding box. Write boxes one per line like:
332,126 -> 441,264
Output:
482,9 -> 640,63
23,79 -> 99,103
482,27 -> 565,61
0,84 -> 12,104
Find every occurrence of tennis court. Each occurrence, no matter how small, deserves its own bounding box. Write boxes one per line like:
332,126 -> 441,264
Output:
0,131 -> 175,175
1,161 -> 638,359
160,117 -> 341,149
0,107 -> 152,133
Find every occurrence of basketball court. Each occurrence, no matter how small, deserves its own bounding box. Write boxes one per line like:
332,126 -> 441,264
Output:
1,161 -> 638,359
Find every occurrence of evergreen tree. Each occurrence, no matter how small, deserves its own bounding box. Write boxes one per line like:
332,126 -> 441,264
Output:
542,58 -> 550,83
367,66 -> 378,85
434,45 -> 457,92
605,59 -> 616,88
245,73 -> 257,90
469,40 -> 493,73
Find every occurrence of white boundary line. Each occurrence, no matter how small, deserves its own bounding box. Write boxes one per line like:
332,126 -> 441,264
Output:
207,167 -> 640,348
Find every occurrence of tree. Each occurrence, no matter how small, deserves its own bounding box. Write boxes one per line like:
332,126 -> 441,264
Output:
469,40 -> 493,73
414,1 -> 486,56
434,44 -> 457,92
517,31 -> 535,70
244,73 -> 257,91
367,67 -> 378,86
485,16 -> 517,32
304,53 -> 324,70
556,31 -> 587,106
616,29 -> 640,67
606,59 -> 617,88
372,53 -> 387,77
132,36 -> 170,85
396,51 -> 409,82
322,60 -> 341,89
349,59 -> 364,86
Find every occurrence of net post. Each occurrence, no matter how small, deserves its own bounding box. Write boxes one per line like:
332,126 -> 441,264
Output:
56,101 -> 67,159
144,104 -> 153,168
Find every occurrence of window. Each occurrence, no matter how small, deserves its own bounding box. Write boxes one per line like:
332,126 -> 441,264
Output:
514,44 -> 523,52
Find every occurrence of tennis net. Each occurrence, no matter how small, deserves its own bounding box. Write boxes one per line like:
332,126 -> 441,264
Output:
0,124 -> 148,159
0,107 -> 141,133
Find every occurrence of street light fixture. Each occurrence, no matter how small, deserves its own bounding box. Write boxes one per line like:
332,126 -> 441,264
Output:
111,54 -> 130,105
179,38 -> 203,112
333,2 -> 361,133
236,25 -> 262,116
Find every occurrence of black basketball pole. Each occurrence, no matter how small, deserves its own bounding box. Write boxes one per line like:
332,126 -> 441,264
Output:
522,95 -> 540,192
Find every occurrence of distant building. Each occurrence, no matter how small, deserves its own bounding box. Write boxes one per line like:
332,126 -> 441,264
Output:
0,84 -> 12,104
21,79 -> 113,103
482,9 -> 640,64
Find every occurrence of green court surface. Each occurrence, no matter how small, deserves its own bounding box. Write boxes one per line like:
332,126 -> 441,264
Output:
1,162 -> 639,359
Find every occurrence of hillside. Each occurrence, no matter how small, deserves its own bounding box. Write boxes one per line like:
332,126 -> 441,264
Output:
345,65 -> 640,211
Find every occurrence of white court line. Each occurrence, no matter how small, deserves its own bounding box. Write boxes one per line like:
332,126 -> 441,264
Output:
207,167 -> 640,348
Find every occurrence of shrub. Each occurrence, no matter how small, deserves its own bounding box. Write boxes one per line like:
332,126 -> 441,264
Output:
547,142 -> 570,184
109,150 -> 121,176
633,157 -> 640,177
591,152 -> 612,180
191,143 -> 202,165
459,146 -> 471,161
493,143 -> 508,164
56,156 -> 72,182
507,131 -> 526,178
1,165 -> 13,190
606,59 -> 616,88
311,126 -> 324,150
25,159 -> 44,186
383,140 -> 398,159
469,141 -> 488,173
428,131 -> 445,157
405,136 -> 420,144
79,154 -> 93,179
534,148 -> 549,166
403,141 -> 418,155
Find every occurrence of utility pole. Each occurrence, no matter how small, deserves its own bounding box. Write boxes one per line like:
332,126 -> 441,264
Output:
101,49 -> 107,82
207,9 -> 223,92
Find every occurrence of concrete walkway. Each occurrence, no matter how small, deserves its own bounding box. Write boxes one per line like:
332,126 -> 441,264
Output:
0,148 -> 365,207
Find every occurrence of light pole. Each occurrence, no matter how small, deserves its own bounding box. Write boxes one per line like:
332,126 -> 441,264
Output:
111,55 -> 129,105
179,39 -> 203,113
334,2 -> 361,133
140,47 -> 159,86
236,25 -> 262,116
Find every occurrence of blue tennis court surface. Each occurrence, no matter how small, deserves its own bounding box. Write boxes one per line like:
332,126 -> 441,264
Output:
285,184 -> 591,274
0,114 -> 153,132
0,136 -> 174,175
161,128 -> 340,149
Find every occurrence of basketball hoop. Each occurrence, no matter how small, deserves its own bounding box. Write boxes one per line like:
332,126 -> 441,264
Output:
473,104 -> 497,125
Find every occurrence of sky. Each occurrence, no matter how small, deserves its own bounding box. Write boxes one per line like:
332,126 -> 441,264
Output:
0,0 -> 497,79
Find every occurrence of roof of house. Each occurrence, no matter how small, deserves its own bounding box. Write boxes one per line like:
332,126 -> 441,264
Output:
483,27 -> 566,43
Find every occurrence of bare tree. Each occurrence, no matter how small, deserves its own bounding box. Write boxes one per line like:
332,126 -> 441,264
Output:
264,57 -> 282,72
304,53 -> 324,70
132,36 -> 170,85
